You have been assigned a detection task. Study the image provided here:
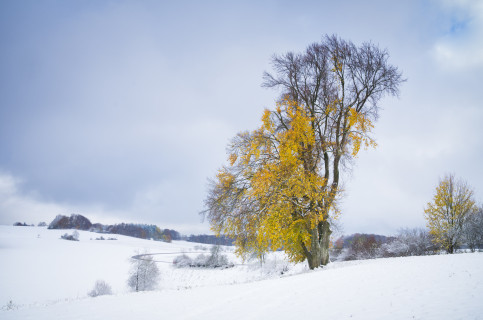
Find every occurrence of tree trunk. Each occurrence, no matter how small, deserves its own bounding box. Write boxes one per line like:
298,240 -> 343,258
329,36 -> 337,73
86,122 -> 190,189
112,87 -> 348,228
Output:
305,220 -> 332,269
135,273 -> 139,292
448,244 -> 455,254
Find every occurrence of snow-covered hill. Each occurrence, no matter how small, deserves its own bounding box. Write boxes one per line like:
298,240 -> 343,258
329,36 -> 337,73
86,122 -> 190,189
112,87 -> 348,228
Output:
0,225 -> 304,306
1,225 -> 482,319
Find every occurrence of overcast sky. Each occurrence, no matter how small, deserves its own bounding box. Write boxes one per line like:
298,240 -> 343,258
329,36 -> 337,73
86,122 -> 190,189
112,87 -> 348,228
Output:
1,0 -> 482,235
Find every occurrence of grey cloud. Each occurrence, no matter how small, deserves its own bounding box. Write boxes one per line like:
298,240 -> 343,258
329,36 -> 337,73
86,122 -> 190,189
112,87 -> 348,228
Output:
1,0 -> 482,235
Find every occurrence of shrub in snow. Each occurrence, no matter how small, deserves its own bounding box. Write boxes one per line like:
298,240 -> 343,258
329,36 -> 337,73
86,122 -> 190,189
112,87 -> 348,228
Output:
173,246 -> 234,268
88,280 -> 112,297
252,256 -> 290,275
381,228 -> 438,257
94,236 -> 117,240
128,253 -> 160,292
173,254 -> 193,268
60,230 -> 79,241
205,245 -> 232,268
193,253 -> 208,267
2,300 -> 18,311
37,222 -> 47,227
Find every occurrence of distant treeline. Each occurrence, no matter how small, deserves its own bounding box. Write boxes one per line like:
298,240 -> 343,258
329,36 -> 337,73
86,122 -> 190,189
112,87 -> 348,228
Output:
336,233 -> 396,249
20,217 -> 390,248
181,234 -> 235,246
44,214 -> 233,245
47,214 -> 179,242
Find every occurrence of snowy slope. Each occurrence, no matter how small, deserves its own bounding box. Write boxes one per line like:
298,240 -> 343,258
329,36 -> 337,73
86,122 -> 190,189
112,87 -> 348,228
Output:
1,226 -> 483,319
0,225 -> 202,305
0,225 -> 303,306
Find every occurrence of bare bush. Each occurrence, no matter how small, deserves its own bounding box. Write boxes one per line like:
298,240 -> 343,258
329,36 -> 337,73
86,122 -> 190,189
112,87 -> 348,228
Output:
205,245 -> 231,268
193,253 -> 208,267
345,234 -> 382,260
173,245 -> 234,268
60,230 -> 79,241
88,280 -> 112,297
2,300 -> 18,311
381,228 -> 438,257
173,254 -> 193,268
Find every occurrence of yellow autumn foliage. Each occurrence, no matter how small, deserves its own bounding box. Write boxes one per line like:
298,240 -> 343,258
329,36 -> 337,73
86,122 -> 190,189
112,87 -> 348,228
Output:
211,99 -> 339,262
208,93 -> 378,262
347,108 -> 377,157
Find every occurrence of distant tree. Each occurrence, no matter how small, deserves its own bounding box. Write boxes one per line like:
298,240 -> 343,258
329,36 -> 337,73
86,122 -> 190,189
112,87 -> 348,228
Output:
88,280 -> 112,297
37,222 -> 47,227
424,174 -> 477,253
170,229 -> 181,240
48,214 -> 92,230
464,206 -> 483,252
163,232 -> 172,243
127,253 -> 160,292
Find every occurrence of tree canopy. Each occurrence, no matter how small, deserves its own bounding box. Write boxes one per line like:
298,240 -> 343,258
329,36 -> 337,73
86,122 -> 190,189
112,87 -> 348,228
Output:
424,174 -> 477,253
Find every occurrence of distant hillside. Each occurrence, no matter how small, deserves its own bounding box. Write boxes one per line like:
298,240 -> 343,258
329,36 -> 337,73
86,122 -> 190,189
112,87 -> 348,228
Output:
48,214 -> 177,242
47,214 -> 234,245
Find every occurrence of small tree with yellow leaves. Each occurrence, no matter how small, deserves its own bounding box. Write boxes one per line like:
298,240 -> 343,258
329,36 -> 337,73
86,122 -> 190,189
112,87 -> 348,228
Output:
424,174 -> 477,254
204,35 -> 403,269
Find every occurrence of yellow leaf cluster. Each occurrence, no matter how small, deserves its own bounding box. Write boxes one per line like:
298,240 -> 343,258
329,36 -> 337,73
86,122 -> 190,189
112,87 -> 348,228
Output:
211,98 -> 336,262
347,108 -> 377,157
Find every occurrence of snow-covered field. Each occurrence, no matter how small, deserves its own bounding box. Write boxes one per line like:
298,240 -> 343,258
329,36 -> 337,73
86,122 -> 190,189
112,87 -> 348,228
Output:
1,225 -> 482,319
